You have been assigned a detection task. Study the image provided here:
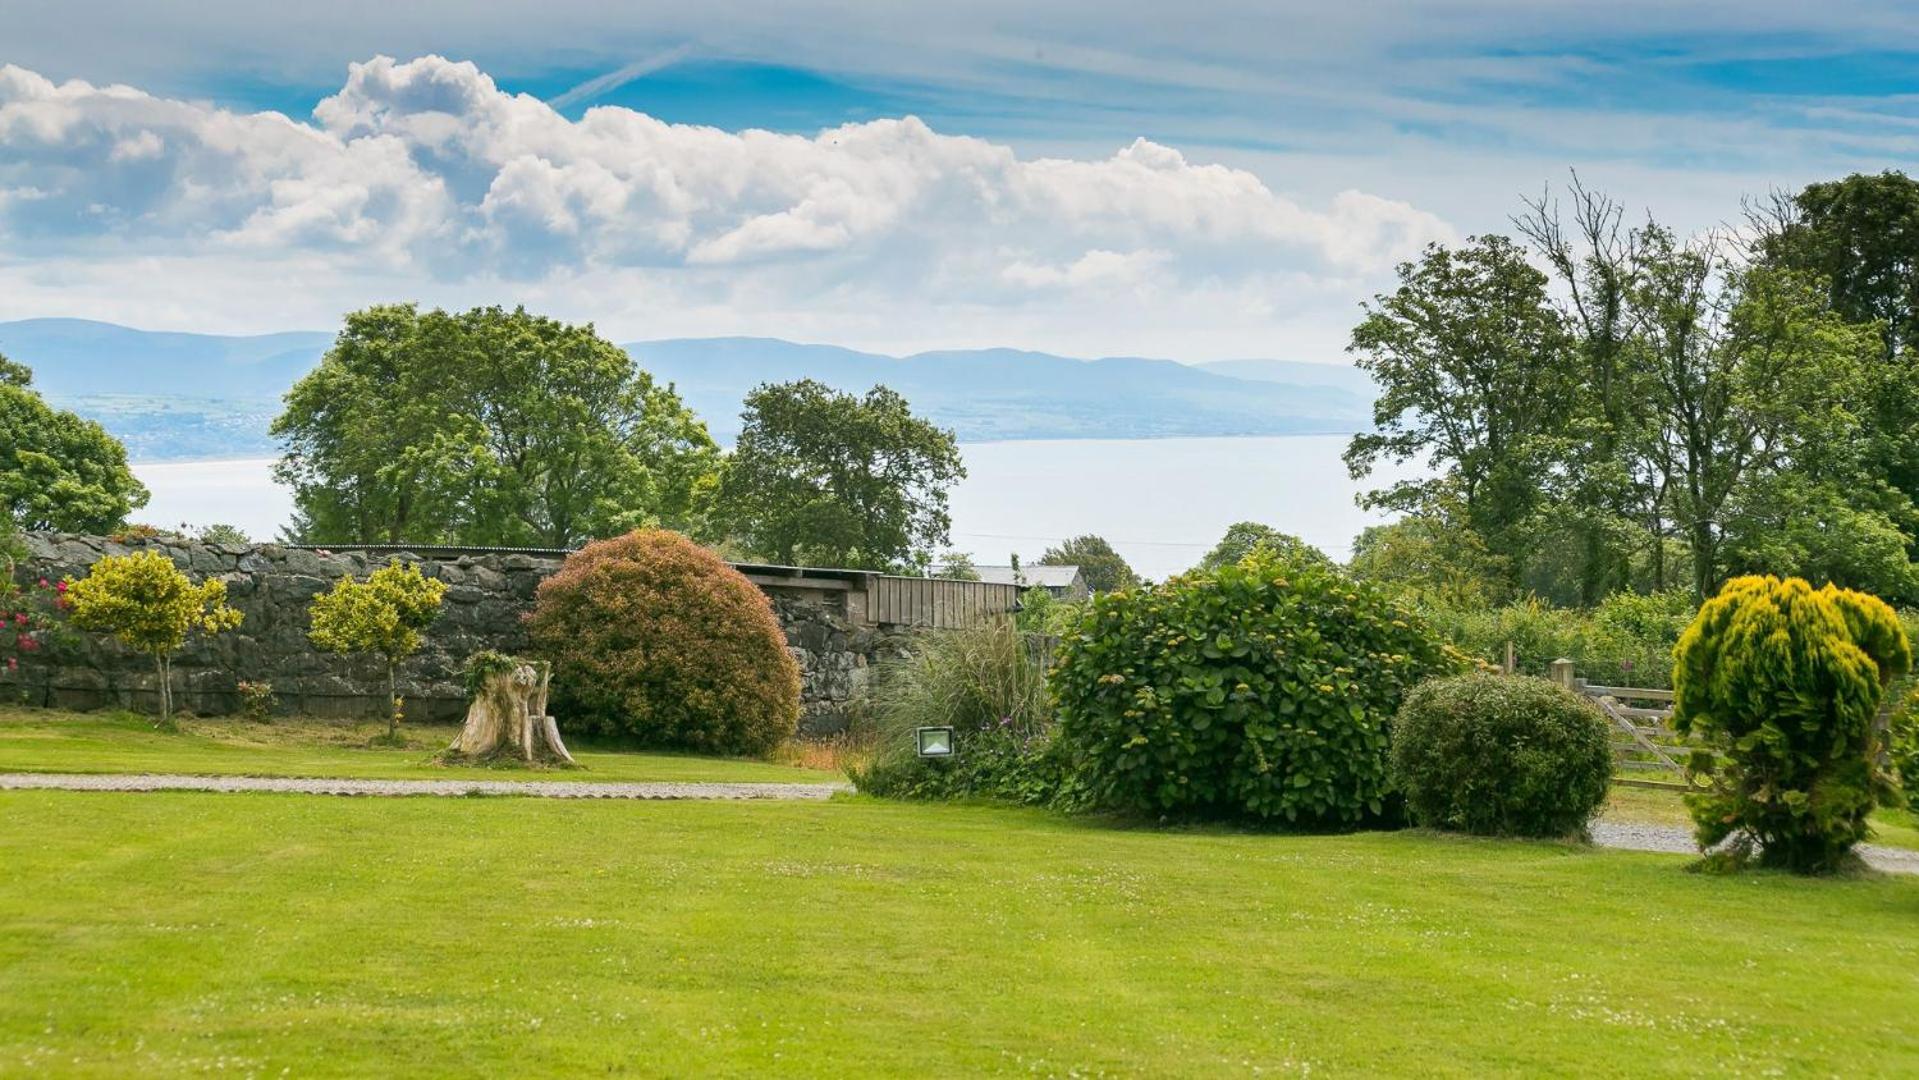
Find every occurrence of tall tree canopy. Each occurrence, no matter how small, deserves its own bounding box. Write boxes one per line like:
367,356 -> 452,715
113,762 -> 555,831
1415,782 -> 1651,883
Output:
1344,235 -> 1576,595
1038,534 -> 1138,592
716,380 -> 965,570
1347,195 -> 1903,606
0,353 -> 149,533
273,305 -> 719,548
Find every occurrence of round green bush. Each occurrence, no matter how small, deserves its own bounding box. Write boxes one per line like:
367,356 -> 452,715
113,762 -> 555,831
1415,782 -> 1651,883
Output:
1388,673 -> 1613,837
526,529 -> 801,755
1050,547 -> 1463,825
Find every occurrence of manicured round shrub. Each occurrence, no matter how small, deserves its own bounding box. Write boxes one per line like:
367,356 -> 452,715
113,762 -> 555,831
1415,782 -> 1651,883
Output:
1389,673 -> 1612,837
526,529 -> 801,755
1672,575 -> 1911,873
1050,546 -> 1464,825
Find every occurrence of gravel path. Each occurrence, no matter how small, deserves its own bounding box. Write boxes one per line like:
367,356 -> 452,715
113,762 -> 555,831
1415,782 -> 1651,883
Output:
0,772 -> 851,801
1592,820 -> 1919,875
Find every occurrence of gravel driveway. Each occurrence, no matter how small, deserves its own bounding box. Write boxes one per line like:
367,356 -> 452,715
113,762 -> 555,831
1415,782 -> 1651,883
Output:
1592,820 -> 1919,875
0,772 -> 851,801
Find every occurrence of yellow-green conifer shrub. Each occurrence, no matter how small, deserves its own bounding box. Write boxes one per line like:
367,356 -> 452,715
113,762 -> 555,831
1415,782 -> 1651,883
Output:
1672,575 -> 1911,873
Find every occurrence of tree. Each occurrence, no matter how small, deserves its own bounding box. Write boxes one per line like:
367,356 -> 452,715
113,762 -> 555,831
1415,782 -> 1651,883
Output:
1196,522 -> 1329,572
1344,236 -> 1577,595
1515,177 -> 1662,603
0,355 -> 149,533
716,380 -> 965,570
308,560 -> 448,741
65,550 -> 243,725
1346,511 -> 1505,606
936,551 -> 981,580
1630,233 -> 1882,600
1038,534 -> 1136,593
1756,171 -> 1919,505
274,305 -> 719,548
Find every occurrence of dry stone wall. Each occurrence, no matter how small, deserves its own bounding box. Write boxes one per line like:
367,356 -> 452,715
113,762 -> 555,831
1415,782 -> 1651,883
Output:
7,532 -> 910,735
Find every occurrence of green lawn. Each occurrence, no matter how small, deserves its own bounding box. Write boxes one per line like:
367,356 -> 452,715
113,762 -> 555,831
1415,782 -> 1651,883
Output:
2,792 -> 1917,1076
0,707 -> 841,785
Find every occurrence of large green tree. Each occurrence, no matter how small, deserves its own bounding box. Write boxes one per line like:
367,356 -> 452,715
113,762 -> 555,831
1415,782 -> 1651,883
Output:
1628,232 -> 1882,600
273,305 -> 718,548
1038,534 -> 1138,592
0,353 -> 149,533
1344,236 -> 1577,596
1757,171 -> 1919,505
715,380 -> 965,570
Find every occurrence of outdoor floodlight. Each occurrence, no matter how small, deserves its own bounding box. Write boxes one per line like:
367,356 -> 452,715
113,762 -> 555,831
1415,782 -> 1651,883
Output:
916,726 -> 955,758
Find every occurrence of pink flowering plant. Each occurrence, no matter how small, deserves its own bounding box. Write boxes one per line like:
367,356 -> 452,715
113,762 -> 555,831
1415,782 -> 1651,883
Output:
0,554 -> 70,681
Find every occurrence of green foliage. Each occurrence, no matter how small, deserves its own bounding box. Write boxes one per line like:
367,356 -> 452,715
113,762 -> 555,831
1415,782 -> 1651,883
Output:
1389,673 -> 1613,837
1038,534 -> 1135,593
1197,522 -> 1331,573
0,361 -> 149,533
1051,546 -> 1464,825
1347,512 -> 1506,606
526,529 -> 801,755
1420,589 -> 1694,688
849,619 -> 1061,804
1672,575 -> 1912,873
1890,687 -> 1919,812
308,561 -> 447,737
1013,586 -> 1084,638
461,649 -> 525,697
191,523 -> 251,546
715,380 -> 965,570
274,304 -> 719,548
65,550 -> 243,723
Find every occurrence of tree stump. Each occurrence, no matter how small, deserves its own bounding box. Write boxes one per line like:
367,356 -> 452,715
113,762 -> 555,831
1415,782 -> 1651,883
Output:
447,659 -> 577,766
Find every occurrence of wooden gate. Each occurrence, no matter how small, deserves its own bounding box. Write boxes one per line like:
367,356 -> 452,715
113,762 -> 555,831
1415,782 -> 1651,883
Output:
1550,660 -> 1692,789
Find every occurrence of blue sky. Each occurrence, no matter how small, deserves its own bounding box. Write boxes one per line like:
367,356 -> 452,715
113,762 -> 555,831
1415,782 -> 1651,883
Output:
1,2 -> 1915,357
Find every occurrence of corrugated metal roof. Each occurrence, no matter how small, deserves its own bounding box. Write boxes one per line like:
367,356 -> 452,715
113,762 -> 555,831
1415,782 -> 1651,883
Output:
966,564 -> 1083,588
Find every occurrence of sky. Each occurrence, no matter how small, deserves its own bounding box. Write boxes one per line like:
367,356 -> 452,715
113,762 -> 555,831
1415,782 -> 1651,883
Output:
2,1 -> 1916,363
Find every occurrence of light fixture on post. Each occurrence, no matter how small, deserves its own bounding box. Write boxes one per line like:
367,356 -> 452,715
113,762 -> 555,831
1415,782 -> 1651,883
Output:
915,726 -> 955,758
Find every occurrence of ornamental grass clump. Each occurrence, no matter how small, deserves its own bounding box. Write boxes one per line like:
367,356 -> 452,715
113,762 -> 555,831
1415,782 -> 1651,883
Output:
526,529 -> 801,756
1672,575 -> 1911,873
1051,546 -> 1463,826
849,618 -> 1061,804
1389,673 -> 1613,838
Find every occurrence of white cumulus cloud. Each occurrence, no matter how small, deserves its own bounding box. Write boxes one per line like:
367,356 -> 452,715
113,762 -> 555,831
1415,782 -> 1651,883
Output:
0,55 -> 1455,358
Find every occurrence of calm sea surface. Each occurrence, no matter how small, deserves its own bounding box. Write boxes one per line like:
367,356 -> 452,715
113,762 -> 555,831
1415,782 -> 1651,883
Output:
131,435 -> 1426,580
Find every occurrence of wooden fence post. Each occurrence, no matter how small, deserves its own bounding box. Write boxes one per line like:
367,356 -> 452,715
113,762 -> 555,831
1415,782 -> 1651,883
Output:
1549,658 -> 1577,691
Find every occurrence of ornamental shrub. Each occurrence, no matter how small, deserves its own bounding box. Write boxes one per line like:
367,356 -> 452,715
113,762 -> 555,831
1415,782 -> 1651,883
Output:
1389,673 -> 1613,837
1672,575 -> 1912,873
1050,546 -> 1464,825
526,529 -> 801,755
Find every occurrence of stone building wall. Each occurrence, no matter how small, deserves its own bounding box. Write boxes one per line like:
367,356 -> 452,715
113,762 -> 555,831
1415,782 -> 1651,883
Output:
5,532 -> 912,735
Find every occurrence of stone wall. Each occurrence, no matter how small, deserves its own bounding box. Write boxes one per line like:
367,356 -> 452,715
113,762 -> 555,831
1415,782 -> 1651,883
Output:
5,532 -> 912,735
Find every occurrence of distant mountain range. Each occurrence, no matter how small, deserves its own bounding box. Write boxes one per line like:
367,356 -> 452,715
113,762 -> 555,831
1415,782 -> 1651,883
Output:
0,318 -> 1376,462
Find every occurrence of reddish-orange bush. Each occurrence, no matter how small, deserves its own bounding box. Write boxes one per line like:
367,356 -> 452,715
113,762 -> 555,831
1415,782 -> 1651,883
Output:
526,530 -> 801,755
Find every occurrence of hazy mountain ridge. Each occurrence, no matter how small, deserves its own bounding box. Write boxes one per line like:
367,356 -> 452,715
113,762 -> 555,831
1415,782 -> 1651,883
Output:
0,319 -> 1376,461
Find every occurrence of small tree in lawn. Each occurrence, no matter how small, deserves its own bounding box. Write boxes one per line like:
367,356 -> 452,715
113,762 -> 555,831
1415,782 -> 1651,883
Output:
308,561 -> 447,742
65,550 -> 243,727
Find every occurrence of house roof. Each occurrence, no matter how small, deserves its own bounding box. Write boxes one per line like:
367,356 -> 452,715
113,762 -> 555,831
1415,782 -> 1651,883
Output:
967,564 -> 1083,588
